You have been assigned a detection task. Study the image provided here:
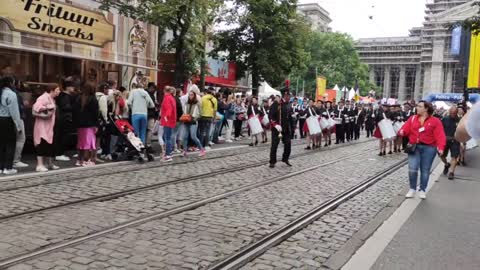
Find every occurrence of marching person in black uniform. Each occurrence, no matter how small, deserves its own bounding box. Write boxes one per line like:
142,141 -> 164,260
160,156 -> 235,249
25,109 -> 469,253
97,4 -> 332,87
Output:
300,99 -> 316,150
269,87 -> 292,168
391,104 -> 403,152
345,100 -> 357,141
298,100 -> 307,139
354,103 -> 366,140
365,103 -> 375,138
334,100 -> 347,144
290,98 -> 301,139
247,97 -> 262,147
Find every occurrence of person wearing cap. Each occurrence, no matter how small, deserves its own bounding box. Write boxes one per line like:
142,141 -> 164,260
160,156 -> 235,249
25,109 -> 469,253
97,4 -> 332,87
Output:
373,103 -> 393,155
269,87 -> 293,168
345,100 -> 357,142
391,103 -> 403,153
334,100 -> 347,144
290,98 -> 301,139
402,103 -> 414,150
54,77 -> 78,162
301,99 -> 317,150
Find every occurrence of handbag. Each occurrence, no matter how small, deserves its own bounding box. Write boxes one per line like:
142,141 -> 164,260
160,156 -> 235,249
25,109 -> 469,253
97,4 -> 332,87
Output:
261,107 -> 270,126
180,114 -> 193,123
404,143 -> 417,154
32,109 -> 53,119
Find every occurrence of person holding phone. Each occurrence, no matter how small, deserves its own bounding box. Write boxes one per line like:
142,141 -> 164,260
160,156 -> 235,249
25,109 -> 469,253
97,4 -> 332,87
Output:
398,101 -> 446,199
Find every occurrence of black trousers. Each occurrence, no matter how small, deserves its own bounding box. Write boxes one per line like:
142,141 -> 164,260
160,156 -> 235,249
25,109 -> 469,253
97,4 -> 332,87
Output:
299,118 -> 306,138
366,128 -> 374,138
270,128 -> 291,164
335,124 -> 345,143
346,122 -> 354,141
0,117 -> 16,170
233,119 -> 243,138
290,119 -> 297,139
354,124 -> 361,140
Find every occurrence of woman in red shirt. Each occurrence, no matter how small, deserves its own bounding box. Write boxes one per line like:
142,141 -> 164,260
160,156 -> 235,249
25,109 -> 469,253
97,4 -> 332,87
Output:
160,86 -> 177,162
399,101 -> 446,199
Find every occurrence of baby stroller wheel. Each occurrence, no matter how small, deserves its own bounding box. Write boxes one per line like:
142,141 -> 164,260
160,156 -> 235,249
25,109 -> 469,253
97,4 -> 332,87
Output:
147,153 -> 154,162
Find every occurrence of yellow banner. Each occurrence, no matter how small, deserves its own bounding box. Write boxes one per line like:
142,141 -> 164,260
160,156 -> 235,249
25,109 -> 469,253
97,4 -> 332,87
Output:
0,0 -> 115,47
468,34 -> 480,88
316,76 -> 327,101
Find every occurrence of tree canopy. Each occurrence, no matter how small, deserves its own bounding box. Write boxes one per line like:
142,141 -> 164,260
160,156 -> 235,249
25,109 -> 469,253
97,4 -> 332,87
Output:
212,0 -> 310,95
290,32 -> 374,98
99,0 -> 222,86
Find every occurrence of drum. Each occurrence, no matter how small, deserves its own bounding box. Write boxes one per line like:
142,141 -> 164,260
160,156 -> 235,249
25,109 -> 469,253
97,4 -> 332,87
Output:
319,117 -> 329,130
261,114 -> 270,127
307,116 -> 321,135
248,117 -> 264,135
378,119 -> 396,141
393,121 -> 404,134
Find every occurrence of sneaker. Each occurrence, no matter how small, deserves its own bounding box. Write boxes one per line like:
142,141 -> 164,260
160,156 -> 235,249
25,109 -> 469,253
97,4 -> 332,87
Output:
104,154 -> 112,161
13,161 -> 29,168
218,136 -> 225,140
199,149 -> 206,157
75,161 -> 83,167
419,191 -> 427,200
55,155 -> 70,161
162,156 -> 173,162
209,141 -> 215,146
205,146 -> 212,150
36,167 -> 48,172
3,169 -> 18,175
405,189 -> 415,198
448,172 -> 455,180
49,165 -> 60,170
82,161 -> 95,167
225,139 -> 233,143
443,164 -> 451,175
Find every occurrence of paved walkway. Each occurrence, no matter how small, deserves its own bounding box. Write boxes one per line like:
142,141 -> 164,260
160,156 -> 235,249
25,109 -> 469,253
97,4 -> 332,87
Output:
346,148 -> 480,270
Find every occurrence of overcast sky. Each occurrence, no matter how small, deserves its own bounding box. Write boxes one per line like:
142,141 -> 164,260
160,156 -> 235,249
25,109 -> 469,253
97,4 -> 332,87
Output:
299,0 -> 428,39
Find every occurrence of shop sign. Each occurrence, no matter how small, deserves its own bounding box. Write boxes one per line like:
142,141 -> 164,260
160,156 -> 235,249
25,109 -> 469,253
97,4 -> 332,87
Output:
0,0 -> 115,47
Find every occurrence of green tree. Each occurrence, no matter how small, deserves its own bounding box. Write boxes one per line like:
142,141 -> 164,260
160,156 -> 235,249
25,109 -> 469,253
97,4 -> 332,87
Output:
99,0 -> 222,86
212,0 -> 310,96
291,32 -> 374,97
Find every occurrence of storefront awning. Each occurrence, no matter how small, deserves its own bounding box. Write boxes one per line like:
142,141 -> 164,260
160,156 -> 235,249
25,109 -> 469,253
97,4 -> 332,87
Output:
204,78 -> 251,90
0,43 -> 159,71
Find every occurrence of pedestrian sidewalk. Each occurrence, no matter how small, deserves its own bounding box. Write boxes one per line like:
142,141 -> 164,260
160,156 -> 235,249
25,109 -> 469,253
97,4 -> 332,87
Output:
344,148 -> 480,270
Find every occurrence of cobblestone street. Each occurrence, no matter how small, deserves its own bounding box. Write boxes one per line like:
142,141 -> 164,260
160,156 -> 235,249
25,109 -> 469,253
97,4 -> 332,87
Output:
0,139 -> 414,270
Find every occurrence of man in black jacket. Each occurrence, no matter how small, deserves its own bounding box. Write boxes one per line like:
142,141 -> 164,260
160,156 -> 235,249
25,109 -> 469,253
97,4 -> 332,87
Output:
269,87 -> 292,168
55,78 -> 78,161
146,82 -> 159,153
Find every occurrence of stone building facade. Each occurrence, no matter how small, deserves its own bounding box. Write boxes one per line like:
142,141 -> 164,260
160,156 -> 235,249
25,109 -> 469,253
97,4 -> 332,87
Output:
356,0 -> 478,101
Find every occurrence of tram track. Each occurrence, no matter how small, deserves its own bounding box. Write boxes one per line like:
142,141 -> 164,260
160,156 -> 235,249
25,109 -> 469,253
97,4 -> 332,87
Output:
0,142 -> 375,268
0,140 -> 371,221
208,158 -> 408,270
0,142 -> 274,192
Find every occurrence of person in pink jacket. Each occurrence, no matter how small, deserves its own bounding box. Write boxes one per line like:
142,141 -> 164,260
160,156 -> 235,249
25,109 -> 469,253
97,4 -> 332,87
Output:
32,85 -> 61,172
160,86 -> 177,162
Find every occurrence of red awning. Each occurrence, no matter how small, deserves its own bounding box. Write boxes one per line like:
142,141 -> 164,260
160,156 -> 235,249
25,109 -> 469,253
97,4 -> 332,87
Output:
204,77 -> 251,90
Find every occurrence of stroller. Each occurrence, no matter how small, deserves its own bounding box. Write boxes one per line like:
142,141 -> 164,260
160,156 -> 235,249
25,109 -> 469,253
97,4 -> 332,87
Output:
110,115 -> 155,163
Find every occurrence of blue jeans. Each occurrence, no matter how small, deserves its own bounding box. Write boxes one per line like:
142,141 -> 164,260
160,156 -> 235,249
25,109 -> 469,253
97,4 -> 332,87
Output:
408,144 -> 437,192
198,118 -> 213,147
131,114 -> 147,144
164,127 -> 174,156
183,124 -> 204,151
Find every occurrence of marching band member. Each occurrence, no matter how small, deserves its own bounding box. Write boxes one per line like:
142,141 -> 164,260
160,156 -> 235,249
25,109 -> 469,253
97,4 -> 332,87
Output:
322,101 -> 334,146
334,100 -> 347,144
314,101 -> 323,148
391,104 -> 404,153
354,103 -> 365,140
402,103 -> 414,150
301,99 -> 316,150
290,98 -> 301,139
298,99 -> 307,139
260,99 -> 269,144
247,97 -> 262,147
373,103 -> 388,156
365,103 -> 375,138
269,87 -> 292,168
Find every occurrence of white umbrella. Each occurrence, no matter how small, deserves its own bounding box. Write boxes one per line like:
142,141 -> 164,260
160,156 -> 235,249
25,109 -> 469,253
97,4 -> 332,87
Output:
333,84 -> 340,91
348,88 -> 356,100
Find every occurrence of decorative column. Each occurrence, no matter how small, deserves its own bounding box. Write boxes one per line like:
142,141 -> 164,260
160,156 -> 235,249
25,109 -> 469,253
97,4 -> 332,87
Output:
398,66 -> 406,102
445,66 -> 453,93
414,65 -> 422,100
383,66 -> 391,98
369,67 -> 375,84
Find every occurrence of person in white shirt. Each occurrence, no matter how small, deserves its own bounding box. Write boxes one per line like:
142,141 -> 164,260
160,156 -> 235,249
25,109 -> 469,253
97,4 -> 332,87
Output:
456,102 -> 480,144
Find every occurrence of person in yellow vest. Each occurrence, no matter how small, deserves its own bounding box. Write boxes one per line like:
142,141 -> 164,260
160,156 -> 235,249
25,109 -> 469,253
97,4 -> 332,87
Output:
199,87 -> 218,149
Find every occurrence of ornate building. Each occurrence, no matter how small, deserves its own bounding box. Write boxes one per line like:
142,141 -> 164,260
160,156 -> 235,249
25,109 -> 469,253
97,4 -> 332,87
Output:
297,3 -> 332,32
356,0 -> 478,101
